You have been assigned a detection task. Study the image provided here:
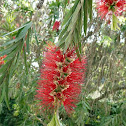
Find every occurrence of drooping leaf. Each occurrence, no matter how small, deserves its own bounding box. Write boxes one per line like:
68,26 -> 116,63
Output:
58,0 -> 93,57
84,0 -> 88,35
1,22 -> 32,37
87,0 -> 92,20
34,24 -> 39,45
47,112 -> 60,126
26,28 -> 31,53
111,14 -> 120,30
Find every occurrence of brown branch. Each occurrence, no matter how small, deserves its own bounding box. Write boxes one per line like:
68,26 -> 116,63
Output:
37,0 -> 44,9
82,31 -> 93,42
35,116 -> 46,126
94,86 -> 126,102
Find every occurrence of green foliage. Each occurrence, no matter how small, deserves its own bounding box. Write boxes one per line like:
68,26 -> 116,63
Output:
58,0 -> 92,57
0,0 -> 126,126
0,99 -> 23,126
0,99 -> 43,126
0,22 -> 32,109
88,101 -> 126,126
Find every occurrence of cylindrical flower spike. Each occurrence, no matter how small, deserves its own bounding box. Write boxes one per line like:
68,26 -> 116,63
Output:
52,21 -> 60,32
0,55 -> 7,66
36,45 -> 86,113
96,0 -> 126,30
96,0 -> 126,20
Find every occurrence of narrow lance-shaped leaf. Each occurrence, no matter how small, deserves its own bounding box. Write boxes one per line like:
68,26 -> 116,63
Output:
84,0 -> 88,35
1,22 -> 32,37
23,45 -> 28,75
64,33 -> 72,53
26,28 -> 31,53
77,8 -> 83,54
0,42 -> 19,56
1,39 -> 16,47
34,24 -> 39,45
0,84 -> 5,103
62,0 -> 80,26
111,14 -> 120,30
67,1 -> 81,32
0,22 -> 32,108
4,74 -> 10,110
87,0 -> 92,20
47,112 -> 61,126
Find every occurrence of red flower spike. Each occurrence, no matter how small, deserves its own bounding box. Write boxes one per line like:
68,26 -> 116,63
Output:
36,45 -> 86,113
16,23 -> 20,27
52,21 -> 60,32
13,36 -> 15,39
3,55 -> 7,58
96,0 -> 126,20
0,55 -> 7,66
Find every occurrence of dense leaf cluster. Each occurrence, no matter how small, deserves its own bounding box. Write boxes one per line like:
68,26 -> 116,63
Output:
0,0 -> 126,126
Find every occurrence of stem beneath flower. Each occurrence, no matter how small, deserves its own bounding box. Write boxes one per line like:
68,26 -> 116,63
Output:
55,101 -> 60,126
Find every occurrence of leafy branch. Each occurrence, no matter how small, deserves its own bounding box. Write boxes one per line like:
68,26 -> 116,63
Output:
94,86 -> 126,102
0,22 -> 32,108
57,0 -> 92,57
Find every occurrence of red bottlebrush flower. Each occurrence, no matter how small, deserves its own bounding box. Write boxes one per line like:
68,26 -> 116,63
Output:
0,55 -> 7,66
68,0 -> 70,4
36,45 -> 86,113
16,23 -> 20,27
13,36 -> 15,39
96,0 -> 126,19
20,16 -> 23,19
52,21 -> 60,32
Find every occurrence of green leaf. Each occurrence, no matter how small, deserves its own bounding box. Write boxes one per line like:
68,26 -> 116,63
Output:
87,0 -> 92,20
74,28 -> 79,44
55,113 -> 61,126
58,0 -> 82,51
0,42 -> 19,56
77,7 -> 83,38
67,1 -> 81,32
26,28 -> 31,53
0,60 -> 12,73
59,22 -> 70,40
3,46 -> 20,61
57,31 -> 70,48
47,112 -> 60,126
4,75 -> 10,110
15,22 -> 32,41
62,0 -> 80,26
84,0 -> 88,35
62,10 -> 72,26
23,46 -> 28,75
1,39 -> 16,47
1,22 -> 32,37
34,24 -> 39,45
73,41 -> 81,61
0,84 -> 5,103
74,28 -> 81,56
111,14 -> 120,30
47,114 -> 56,126
64,33 -> 72,53
0,74 -> 10,110
0,72 -> 7,85
76,8 -> 83,54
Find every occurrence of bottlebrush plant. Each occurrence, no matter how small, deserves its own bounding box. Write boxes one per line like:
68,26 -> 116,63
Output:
35,44 -> 86,125
0,55 -> 6,66
96,0 -> 126,30
52,21 -> 60,32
